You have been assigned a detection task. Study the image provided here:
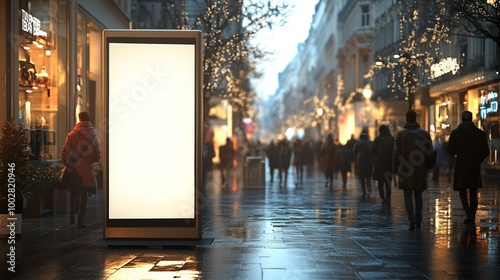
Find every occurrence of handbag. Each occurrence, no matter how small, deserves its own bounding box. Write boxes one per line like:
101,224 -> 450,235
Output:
56,164 -> 82,191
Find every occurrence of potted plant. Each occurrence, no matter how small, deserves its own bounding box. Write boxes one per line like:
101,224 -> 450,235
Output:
0,119 -> 33,237
23,164 -> 58,218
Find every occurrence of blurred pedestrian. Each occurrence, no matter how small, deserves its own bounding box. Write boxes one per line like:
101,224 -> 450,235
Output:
322,133 -> 337,188
293,139 -> 305,184
336,142 -> 352,188
302,139 -> 315,177
265,140 -> 279,183
431,136 -> 446,182
278,139 -> 292,187
353,130 -> 373,196
372,125 -> 394,206
202,129 -> 215,191
61,111 -> 100,228
447,111 -> 489,225
346,134 -> 357,174
442,136 -> 456,182
393,110 -> 434,231
219,137 -> 234,187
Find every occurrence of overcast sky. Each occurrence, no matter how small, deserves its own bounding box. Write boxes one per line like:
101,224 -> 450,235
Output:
251,0 -> 318,100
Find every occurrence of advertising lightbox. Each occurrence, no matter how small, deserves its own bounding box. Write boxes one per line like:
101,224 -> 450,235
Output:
102,30 -> 203,239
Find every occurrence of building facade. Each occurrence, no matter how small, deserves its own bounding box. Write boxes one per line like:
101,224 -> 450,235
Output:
272,0 -> 499,172
1,0 -> 130,164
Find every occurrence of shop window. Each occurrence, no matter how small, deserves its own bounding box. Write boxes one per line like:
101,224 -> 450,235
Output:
18,0 -> 65,161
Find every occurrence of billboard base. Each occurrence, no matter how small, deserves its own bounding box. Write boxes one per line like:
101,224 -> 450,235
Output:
93,237 -> 213,248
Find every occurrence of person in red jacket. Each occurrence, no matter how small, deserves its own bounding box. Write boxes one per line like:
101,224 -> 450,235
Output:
62,111 -> 101,228
447,111 -> 489,225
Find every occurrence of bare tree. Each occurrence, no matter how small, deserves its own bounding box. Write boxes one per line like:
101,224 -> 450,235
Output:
133,0 -> 289,118
448,0 -> 500,50
368,0 -> 450,110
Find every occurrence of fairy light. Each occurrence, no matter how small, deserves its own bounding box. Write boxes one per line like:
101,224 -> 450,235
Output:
367,0 -> 451,107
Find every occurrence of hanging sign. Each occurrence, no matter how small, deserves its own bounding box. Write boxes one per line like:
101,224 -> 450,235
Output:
431,57 -> 459,79
480,90 -> 499,120
20,9 -> 47,37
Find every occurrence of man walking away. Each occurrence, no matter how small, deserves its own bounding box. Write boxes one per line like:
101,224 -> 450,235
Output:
447,111 -> 489,225
393,110 -> 433,231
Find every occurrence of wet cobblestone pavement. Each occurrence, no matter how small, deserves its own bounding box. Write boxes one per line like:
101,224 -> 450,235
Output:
1,168 -> 499,279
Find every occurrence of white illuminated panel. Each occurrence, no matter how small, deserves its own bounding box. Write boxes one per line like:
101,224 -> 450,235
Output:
108,43 -> 195,219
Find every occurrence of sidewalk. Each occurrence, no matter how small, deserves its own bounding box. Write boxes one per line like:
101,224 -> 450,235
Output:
1,167 -> 499,279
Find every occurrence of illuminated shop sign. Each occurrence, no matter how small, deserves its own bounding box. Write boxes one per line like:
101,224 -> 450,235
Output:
431,57 -> 459,79
21,9 -> 47,37
480,90 -> 498,120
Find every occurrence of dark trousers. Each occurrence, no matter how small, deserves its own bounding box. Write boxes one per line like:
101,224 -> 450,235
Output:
70,189 -> 88,226
378,178 -> 392,202
404,189 -> 423,221
340,170 -> 348,187
279,167 -> 289,185
459,188 -> 478,219
360,176 -> 371,193
269,167 -> 278,182
295,164 -> 304,183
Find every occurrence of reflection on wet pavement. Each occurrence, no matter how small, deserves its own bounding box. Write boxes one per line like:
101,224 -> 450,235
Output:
1,169 -> 499,279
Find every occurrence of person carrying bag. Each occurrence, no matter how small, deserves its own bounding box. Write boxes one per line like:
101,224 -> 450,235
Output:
61,112 -> 101,228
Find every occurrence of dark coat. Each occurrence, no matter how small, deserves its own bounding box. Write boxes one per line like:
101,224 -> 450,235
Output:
372,129 -> 394,181
447,122 -> 489,190
322,141 -> 337,177
219,141 -> 234,168
353,137 -> 373,179
393,122 -> 433,191
336,145 -> 352,173
265,142 -> 280,169
279,141 -> 293,169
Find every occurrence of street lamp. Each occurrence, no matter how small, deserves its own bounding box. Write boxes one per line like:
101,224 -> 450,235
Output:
316,107 -> 324,139
362,84 -> 372,100
362,84 -> 372,130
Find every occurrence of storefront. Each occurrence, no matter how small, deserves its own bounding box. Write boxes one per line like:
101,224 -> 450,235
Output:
3,0 -> 130,164
430,69 -> 500,172
478,83 -> 500,169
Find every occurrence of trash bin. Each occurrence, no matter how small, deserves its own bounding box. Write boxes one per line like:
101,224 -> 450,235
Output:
244,156 -> 265,187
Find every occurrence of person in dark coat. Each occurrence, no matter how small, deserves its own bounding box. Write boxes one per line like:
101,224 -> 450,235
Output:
322,133 -> 337,188
278,139 -> 292,187
345,134 -> 357,173
202,129 -> 215,191
293,139 -> 305,184
219,137 -> 234,187
447,111 -> 489,225
393,110 -> 434,230
265,140 -> 280,183
372,125 -> 394,206
336,143 -> 352,188
353,130 -> 373,195
62,111 -> 100,228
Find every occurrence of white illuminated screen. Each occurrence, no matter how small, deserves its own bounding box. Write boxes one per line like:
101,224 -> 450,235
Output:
108,43 -> 195,219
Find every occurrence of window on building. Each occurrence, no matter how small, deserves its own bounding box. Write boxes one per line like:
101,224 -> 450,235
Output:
361,5 -> 370,27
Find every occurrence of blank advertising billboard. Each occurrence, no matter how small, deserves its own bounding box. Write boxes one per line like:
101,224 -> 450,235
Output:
103,30 -> 203,239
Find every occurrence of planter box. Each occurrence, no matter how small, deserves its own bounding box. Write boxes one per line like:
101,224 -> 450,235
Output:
23,190 -> 54,218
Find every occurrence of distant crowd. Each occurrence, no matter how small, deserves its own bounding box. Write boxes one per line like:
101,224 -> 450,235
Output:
201,110 -> 489,230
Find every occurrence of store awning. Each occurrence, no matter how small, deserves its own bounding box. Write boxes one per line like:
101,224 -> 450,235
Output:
430,70 -> 499,98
